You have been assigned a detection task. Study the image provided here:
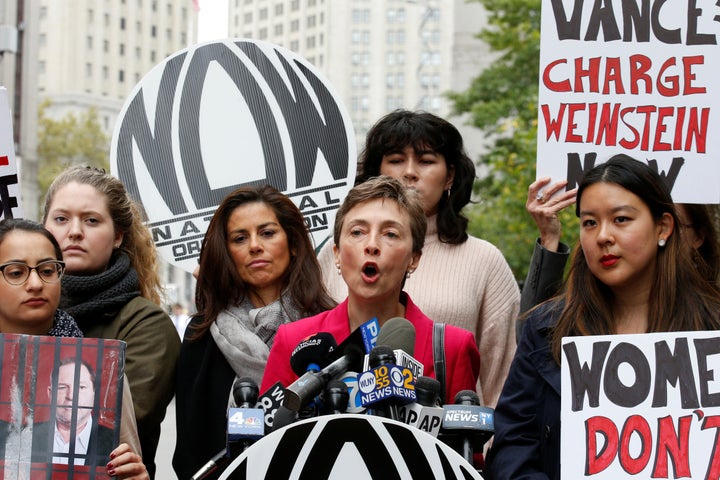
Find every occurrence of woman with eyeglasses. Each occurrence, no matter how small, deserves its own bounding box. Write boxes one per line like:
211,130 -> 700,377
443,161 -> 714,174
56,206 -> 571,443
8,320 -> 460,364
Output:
0,218 -> 148,479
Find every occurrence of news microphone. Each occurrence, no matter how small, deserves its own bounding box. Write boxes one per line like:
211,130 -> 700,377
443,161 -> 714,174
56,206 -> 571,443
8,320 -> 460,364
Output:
290,332 -> 337,376
397,376 -> 444,437
191,377 -> 263,480
365,317 -> 423,378
439,390 -> 495,466
283,345 -> 363,412
232,376 -> 260,408
256,381 -> 285,432
227,377 -> 264,451
323,379 -> 350,414
326,317 -> 380,365
358,345 -> 416,420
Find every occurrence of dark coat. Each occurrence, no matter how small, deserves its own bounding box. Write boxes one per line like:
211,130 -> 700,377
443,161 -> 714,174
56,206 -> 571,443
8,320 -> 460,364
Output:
486,301 -> 561,480
31,420 -> 115,466
173,317 -> 236,480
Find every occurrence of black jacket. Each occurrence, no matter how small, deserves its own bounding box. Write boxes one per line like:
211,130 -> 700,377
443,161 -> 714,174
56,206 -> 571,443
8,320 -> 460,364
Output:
173,317 -> 236,480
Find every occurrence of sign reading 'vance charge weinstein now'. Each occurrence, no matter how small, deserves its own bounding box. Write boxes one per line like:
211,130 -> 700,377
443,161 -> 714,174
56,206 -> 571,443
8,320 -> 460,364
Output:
536,0 -> 720,202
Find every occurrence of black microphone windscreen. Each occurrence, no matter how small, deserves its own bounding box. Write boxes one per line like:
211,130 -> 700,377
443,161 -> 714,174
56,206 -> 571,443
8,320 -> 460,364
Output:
290,332 -> 338,376
454,389 -> 480,406
415,376 -> 441,407
376,317 -> 415,356
368,344 -> 396,368
324,379 -> 349,413
232,377 -> 259,408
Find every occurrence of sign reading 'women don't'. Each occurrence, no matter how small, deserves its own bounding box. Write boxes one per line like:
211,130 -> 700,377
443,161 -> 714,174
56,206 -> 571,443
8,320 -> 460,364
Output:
110,39 -> 356,272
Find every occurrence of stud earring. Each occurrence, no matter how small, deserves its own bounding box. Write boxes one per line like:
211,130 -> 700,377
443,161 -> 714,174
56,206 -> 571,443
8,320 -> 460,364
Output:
658,238 -> 666,247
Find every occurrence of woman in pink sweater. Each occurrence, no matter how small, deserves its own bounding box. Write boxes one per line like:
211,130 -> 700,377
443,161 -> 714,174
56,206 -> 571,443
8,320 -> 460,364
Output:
318,110 -> 518,407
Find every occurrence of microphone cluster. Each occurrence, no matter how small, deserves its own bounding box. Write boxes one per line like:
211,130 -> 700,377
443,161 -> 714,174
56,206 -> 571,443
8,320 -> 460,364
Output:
197,317 -> 494,478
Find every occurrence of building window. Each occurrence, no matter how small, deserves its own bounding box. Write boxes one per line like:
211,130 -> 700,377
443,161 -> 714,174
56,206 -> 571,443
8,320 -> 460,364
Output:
275,3 -> 284,15
103,66 -> 109,79
137,21 -> 142,33
86,63 -> 92,77
151,25 -> 157,37
244,12 -> 252,23
104,40 -> 109,53
291,0 -> 299,11
135,47 -> 141,59
259,8 -> 268,20
119,70 -> 125,82
85,8 -> 91,22
274,24 -> 283,35
259,27 -> 267,39
151,50 -> 157,62
291,19 -> 299,31
307,15 -> 316,28
87,36 -> 93,49
120,18 -> 126,29
119,43 -> 125,55
290,40 -> 299,51
166,28 -> 172,40
306,36 -> 316,48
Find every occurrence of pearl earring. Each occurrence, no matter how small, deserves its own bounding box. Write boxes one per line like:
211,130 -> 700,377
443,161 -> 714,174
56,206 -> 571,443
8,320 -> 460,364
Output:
405,269 -> 414,279
335,263 -> 342,275
658,238 -> 666,247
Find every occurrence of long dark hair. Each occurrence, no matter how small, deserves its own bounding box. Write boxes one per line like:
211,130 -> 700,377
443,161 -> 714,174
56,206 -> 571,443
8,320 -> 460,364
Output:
190,186 -> 335,339
356,110 -> 475,244
551,155 -> 720,362
678,203 -> 720,284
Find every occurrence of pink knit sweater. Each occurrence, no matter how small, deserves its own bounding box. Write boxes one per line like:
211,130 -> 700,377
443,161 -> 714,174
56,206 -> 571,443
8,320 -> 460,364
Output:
317,215 -> 520,408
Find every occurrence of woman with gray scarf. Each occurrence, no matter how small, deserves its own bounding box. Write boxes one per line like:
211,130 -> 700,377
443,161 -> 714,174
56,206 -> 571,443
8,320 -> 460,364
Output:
173,186 -> 335,480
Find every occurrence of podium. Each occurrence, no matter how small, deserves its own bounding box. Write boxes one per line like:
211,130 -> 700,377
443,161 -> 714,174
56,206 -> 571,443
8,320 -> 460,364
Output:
218,413 -> 483,479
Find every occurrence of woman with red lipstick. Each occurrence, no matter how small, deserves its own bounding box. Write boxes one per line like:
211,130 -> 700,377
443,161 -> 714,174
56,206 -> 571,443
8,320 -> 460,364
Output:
487,155 -> 720,480
173,186 -> 334,480
0,219 -> 148,479
262,176 -> 480,404
318,110 -> 518,409
42,166 -> 178,478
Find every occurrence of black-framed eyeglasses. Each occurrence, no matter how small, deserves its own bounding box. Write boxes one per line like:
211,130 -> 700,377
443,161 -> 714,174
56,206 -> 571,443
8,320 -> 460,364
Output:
0,260 -> 66,285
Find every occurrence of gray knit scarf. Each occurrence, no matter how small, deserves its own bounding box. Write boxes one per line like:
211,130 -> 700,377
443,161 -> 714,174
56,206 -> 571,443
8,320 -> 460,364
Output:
58,252 -> 140,329
211,292 -> 300,387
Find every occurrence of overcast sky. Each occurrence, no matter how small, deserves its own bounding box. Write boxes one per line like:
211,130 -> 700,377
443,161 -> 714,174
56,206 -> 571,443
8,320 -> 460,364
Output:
197,0 -> 229,42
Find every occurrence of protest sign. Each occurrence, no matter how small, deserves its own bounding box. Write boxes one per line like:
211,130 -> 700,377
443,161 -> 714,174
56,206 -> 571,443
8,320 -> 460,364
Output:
110,39 -> 356,273
561,331 -> 720,478
537,0 -> 720,202
0,335 -> 125,479
0,87 -> 22,219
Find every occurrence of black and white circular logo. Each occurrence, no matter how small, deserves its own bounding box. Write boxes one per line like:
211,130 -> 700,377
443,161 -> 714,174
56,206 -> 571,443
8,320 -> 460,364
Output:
110,39 -> 356,272
219,414 -> 484,479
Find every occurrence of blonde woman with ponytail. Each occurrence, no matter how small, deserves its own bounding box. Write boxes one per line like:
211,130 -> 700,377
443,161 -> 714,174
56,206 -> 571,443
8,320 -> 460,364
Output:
43,165 -> 179,478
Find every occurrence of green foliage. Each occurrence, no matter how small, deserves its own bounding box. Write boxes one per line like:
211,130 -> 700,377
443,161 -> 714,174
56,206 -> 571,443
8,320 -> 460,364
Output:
450,0 -> 578,281
37,100 -> 109,205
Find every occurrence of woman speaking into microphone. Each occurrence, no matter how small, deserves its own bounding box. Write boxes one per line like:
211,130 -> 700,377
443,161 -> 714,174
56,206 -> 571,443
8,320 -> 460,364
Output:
261,176 -> 480,404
